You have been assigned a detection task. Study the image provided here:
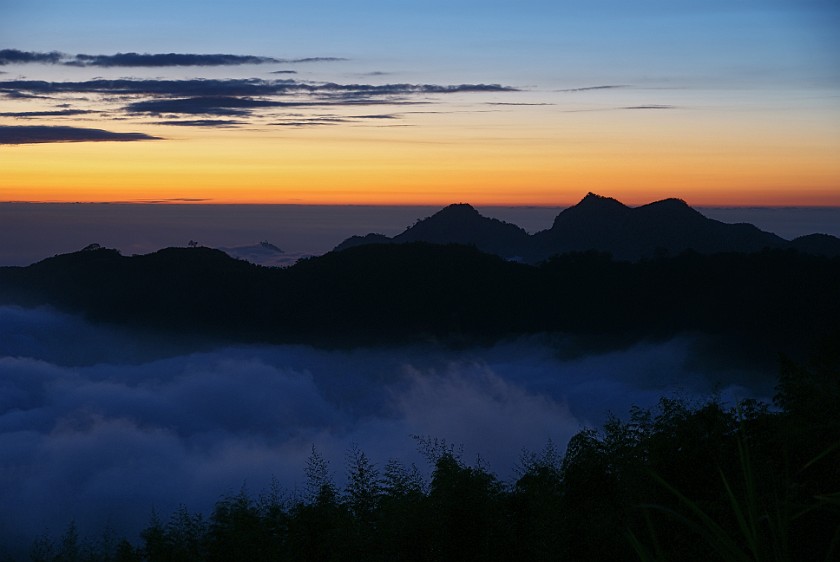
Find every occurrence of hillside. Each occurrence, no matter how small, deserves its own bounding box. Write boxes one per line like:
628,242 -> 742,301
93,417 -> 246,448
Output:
1,242 -> 838,359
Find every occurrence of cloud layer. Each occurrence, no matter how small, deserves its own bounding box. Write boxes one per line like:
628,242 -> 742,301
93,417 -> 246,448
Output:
0,49 -> 336,67
0,78 -> 515,98
0,305 -> 775,552
0,66 -> 516,137
0,125 -> 161,144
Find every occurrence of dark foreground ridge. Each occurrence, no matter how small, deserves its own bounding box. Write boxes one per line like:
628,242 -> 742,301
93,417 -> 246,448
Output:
335,193 -> 840,261
1,241 -> 839,359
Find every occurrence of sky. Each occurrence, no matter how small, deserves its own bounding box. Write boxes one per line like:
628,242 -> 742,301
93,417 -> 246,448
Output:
1,0 -> 838,206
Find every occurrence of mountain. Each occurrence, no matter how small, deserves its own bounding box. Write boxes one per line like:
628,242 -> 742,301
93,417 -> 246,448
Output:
1,193 -> 837,351
335,193 -> 826,261
218,241 -> 305,267
789,234 -> 840,258
333,233 -> 392,252
2,242 -> 838,358
335,203 -> 531,259
530,193 -> 631,257
532,194 -> 787,260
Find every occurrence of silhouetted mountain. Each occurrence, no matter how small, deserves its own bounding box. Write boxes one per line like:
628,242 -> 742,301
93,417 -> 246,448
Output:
333,233 -> 392,252
393,203 -> 532,258
218,240 -> 292,266
1,242 -> 838,358
532,195 -> 788,260
335,193 -> 823,262
790,233 -> 840,258
335,203 -> 531,259
535,192 -> 631,251
0,246 -> 273,335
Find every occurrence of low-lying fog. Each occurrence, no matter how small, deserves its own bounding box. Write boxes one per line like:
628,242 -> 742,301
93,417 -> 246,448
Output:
0,305 -> 776,552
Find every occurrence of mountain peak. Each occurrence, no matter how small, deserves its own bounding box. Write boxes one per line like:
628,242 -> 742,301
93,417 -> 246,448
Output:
389,202 -> 529,257
548,192 -> 629,230
258,240 -> 283,253
645,197 -> 692,211
435,203 -> 481,218
658,197 -> 689,207
335,193 -> 814,262
635,197 -> 705,224
576,192 -> 628,209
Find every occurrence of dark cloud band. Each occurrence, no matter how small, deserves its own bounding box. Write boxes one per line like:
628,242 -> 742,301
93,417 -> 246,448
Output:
0,49 -> 64,65
127,96 -> 283,116
0,79 -> 515,122
0,78 -> 516,98
0,109 -> 94,117
70,52 -> 280,67
0,49 -> 346,67
0,125 -> 161,144
155,119 -> 246,128
0,73 -> 516,132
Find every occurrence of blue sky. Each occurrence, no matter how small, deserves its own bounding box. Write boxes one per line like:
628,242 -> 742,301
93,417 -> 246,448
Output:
4,1 -> 837,87
1,1 -> 838,206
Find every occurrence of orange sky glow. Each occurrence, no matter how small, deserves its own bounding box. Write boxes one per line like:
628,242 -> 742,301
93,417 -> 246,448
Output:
4,107 -> 839,207
2,1 -> 838,208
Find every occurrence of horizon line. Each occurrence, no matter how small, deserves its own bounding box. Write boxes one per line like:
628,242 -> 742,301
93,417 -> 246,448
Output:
3,199 -> 840,209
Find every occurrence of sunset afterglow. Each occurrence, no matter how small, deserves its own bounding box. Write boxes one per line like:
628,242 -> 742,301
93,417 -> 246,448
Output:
2,0 -> 838,206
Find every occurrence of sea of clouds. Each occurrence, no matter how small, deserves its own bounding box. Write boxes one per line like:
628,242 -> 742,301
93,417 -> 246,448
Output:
0,305 -> 776,552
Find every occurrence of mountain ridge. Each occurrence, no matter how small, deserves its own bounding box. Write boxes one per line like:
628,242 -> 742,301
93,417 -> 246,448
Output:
335,193 -> 840,261
1,242 -> 838,360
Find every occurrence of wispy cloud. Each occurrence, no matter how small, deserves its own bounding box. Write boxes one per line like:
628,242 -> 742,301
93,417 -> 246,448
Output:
485,102 -> 554,106
0,78 -> 515,99
557,85 -> 629,92
0,78 -> 290,97
126,96 -> 284,116
2,90 -> 47,99
270,114 -> 402,128
0,49 -> 346,67
558,104 -> 678,114
69,52 -> 280,67
277,57 -> 348,64
271,119 -> 347,127
621,104 -> 675,110
0,125 -> 161,144
154,119 -> 246,128
0,109 -> 95,117
0,49 -> 63,65
0,55 -> 517,135
125,197 -> 212,203
0,78 -> 514,128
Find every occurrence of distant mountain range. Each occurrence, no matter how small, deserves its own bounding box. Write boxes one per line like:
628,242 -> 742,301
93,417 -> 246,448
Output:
335,193 -> 840,261
1,239 -> 838,359
1,193 -> 839,357
217,241 -> 309,267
